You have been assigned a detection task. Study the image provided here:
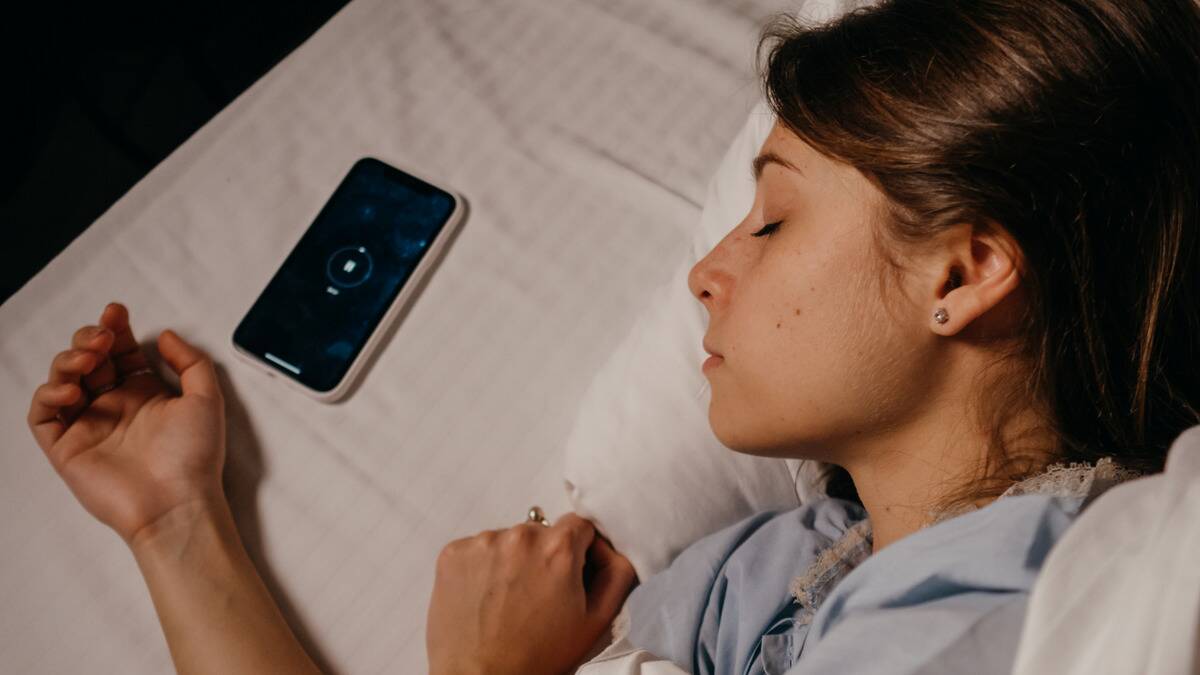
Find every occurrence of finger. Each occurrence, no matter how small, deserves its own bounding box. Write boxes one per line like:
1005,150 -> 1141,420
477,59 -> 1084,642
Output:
551,512 -> 597,566
158,329 -> 222,400
48,348 -> 103,385
26,382 -> 84,452
69,324 -> 120,395
589,534 -> 637,584
584,536 -> 638,628
98,302 -> 154,377
48,348 -> 105,420
70,324 -> 114,352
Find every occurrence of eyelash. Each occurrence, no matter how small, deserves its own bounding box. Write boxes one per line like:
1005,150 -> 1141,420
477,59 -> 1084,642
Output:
751,221 -> 783,238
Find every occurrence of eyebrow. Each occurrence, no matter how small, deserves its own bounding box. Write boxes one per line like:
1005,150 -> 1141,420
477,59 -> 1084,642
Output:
752,151 -> 804,181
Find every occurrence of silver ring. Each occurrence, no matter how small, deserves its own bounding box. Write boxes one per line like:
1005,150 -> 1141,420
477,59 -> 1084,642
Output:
526,505 -> 551,527
87,366 -> 155,399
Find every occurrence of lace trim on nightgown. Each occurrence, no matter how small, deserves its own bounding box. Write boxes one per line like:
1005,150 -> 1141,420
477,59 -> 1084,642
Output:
788,518 -> 873,625
607,457 -> 1143,643
788,456 -> 1142,607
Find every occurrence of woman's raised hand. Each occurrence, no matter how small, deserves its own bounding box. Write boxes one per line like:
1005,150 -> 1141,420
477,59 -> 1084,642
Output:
26,302 -> 228,549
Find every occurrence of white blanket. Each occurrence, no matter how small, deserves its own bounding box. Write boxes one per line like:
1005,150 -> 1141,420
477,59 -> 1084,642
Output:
1012,424 -> 1200,675
0,0 -> 815,672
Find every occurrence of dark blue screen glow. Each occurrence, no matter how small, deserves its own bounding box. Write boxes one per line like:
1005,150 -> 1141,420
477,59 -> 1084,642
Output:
234,157 -> 456,393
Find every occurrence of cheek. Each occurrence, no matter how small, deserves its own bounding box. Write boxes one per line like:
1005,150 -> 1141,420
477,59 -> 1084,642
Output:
707,277 -> 845,453
740,250 -> 854,368
717,259 -> 839,403
755,282 -> 852,402
710,243 -> 896,446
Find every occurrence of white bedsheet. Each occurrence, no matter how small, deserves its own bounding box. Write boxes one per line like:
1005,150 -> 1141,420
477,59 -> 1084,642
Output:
0,0 -> 807,672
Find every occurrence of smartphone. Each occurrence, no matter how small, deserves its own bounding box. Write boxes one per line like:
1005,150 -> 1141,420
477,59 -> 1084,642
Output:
232,157 -> 466,402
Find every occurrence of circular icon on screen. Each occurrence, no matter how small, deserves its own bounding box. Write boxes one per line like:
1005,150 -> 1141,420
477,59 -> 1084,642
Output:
326,246 -> 374,288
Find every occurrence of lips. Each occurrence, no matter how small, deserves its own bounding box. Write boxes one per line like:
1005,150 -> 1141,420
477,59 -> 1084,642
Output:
703,341 -> 723,358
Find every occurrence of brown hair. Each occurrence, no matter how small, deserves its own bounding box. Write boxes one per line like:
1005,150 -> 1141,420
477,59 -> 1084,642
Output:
756,0 -> 1200,508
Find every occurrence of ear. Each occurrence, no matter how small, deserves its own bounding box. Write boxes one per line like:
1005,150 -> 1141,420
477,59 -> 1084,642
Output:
928,222 -> 1023,337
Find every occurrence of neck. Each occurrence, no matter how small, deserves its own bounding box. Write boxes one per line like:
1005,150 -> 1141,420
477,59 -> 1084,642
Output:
842,442 -> 971,554
838,404 -> 1053,555
845,451 -> 977,554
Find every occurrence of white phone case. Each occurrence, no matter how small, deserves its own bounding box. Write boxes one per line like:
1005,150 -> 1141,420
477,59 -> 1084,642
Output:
230,157 -> 468,403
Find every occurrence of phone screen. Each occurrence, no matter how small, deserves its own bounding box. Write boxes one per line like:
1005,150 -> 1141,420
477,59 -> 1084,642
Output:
233,157 -> 457,393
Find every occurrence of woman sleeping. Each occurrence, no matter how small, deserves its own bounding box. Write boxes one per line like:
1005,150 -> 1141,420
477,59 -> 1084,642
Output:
24,0 -> 1200,673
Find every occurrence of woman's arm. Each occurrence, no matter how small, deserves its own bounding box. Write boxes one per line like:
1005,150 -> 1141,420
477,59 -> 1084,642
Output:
25,302 -> 321,675
130,496 -> 322,675
28,302 -> 636,675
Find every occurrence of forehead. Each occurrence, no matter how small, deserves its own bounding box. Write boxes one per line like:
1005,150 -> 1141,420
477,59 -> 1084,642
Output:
759,123 -> 819,177
759,122 -> 874,194
757,122 -> 888,229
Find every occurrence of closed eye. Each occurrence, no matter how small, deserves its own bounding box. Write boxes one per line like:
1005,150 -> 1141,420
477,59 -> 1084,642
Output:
751,221 -> 782,238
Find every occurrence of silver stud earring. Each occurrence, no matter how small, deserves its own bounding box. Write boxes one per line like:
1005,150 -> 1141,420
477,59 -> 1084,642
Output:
933,307 -> 949,324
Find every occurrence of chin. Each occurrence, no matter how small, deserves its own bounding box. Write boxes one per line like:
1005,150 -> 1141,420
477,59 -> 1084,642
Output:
707,405 -> 780,458
708,399 -> 822,460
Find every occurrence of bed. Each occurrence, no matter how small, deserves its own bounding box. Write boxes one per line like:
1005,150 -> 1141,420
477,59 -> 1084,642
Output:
0,0 -> 835,672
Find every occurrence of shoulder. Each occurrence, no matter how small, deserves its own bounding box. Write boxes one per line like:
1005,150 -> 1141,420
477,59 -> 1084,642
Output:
633,497 -> 868,597
621,498 -> 866,670
815,492 -> 1085,624
790,494 -> 1085,675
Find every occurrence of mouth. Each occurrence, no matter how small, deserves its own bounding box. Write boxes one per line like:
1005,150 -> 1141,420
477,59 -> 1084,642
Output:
702,353 -> 724,372
702,340 -> 723,358
702,340 -> 724,372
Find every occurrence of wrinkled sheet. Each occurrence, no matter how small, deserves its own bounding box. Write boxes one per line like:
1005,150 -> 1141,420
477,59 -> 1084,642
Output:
0,0 -> 811,672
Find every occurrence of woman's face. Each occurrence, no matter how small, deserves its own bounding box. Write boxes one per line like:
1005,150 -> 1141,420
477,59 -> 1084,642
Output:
688,122 -> 941,463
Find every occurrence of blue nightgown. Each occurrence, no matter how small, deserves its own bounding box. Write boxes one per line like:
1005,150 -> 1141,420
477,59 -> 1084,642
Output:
618,461 -> 1127,675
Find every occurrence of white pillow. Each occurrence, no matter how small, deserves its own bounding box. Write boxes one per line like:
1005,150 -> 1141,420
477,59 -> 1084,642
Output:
562,99 -> 828,582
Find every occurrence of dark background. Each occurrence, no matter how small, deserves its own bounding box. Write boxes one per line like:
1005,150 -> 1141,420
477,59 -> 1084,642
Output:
0,0 -> 352,306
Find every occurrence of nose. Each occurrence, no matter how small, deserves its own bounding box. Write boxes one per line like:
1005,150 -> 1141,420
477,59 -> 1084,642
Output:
690,210 -> 758,314
687,246 -> 727,314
